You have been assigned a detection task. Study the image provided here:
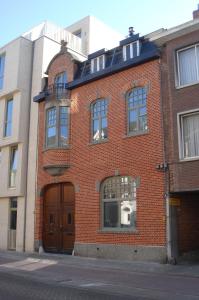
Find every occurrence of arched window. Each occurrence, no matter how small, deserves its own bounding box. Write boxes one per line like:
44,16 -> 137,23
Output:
91,99 -> 108,142
126,87 -> 147,134
101,176 -> 136,230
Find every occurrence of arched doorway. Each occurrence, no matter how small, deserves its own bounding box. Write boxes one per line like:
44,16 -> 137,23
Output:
43,182 -> 75,253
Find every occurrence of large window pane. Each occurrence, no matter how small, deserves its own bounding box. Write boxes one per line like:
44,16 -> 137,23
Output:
92,99 -> 108,142
120,200 -> 136,228
46,108 -> 56,147
4,99 -> 13,137
104,202 -> 118,228
178,47 -> 197,86
127,87 -> 147,134
59,107 -> 68,147
182,113 -> 199,158
9,147 -> 18,188
102,176 -> 137,230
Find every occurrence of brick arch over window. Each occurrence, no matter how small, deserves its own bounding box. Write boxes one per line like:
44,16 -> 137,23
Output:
126,86 -> 148,135
91,98 -> 108,142
101,176 -> 137,230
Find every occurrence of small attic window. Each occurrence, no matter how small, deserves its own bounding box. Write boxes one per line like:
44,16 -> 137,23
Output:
123,41 -> 140,61
91,55 -> 105,73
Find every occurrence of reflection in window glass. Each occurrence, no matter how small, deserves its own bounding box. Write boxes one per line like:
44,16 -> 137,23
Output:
9,147 -> 18,188
127,87 -> 147,134
46,107 -> 56,147
102,176 -> 137,229
92,99 -> 108,142
4,99 -> 13,137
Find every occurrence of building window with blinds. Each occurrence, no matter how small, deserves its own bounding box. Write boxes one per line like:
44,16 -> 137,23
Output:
179,111 -> 199,159
177,44 -> 199,87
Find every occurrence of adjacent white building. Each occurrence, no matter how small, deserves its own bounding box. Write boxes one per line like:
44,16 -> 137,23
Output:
0,17 -> 123,252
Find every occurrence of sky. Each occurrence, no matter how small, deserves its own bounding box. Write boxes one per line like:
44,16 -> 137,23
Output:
0,0 -> 198,47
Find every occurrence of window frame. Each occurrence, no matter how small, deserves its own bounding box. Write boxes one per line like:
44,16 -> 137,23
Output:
91,98 -> 108,143
9,146 -> 18,188
4,98 -> 13,137
176,43 -> 199,88
91,55 -> 105,73
45,104 -> 70,149
178,109 -> 199,161
126,87 -> 148,136
101,176 -> 137,232
123,41 -> 140,61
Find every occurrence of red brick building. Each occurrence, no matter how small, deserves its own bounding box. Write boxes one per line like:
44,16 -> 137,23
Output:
34,33 -> 167,262
153,8 -> 199,261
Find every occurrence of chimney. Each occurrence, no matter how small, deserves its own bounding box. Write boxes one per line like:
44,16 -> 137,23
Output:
128,27 -> 134,37
193,4 -> 199,19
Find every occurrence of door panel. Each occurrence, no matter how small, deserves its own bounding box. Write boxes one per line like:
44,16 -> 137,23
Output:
43,183 -> 75,253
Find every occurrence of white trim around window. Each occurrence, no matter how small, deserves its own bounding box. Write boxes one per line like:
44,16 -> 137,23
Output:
176,43 -> 199,88
178,109 -> 199,161
91,55 -> 105,73
123,41 -> 140,61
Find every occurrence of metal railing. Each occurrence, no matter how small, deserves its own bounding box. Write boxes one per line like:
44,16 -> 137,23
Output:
45,83 -> 71,101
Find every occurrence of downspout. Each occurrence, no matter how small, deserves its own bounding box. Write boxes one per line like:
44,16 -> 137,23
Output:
23,41 -> 35,252
159,53 -> 173,264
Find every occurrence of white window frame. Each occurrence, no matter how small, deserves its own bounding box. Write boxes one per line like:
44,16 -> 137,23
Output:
123,41 -> 140,61
176,43 -> 199,88
91,55 -> 105,73
178,109 -> 199,161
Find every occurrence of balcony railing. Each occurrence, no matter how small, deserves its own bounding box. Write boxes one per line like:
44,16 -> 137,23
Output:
45,83 -> 71,101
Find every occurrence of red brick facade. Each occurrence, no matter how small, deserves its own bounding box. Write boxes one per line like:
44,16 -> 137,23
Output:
35,51 -> 166,261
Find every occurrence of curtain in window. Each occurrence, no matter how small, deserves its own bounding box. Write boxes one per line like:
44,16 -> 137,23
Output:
183,114 -> 199,158
179,47 -> 197,86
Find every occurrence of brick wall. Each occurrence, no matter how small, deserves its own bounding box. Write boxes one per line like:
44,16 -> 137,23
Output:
36,53 -> 166,248
161,30 -> 199,192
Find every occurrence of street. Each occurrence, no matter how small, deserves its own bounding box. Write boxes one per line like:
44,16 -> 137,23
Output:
0,251 -> 199,299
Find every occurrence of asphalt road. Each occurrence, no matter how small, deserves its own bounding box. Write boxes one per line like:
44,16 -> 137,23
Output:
0,251 -> 199,300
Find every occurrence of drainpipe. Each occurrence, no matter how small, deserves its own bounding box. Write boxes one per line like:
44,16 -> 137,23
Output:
159,55 -> 175,264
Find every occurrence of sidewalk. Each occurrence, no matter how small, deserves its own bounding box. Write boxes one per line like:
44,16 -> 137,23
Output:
1,249 -> 199,278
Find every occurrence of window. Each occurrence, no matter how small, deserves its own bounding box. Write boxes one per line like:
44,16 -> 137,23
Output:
91,99 -> 108,142
101,176 -> 136,230
123,41 -> 139,61
46,106 -> 69,148
0,149 -> 1,164
54,72 -> 67,100
73,29 -> 82,38
9,198 -> 17,250
10,198 -> 17,230
91,55 -> 105,73
179,111 -> 199,159
177,44 -> 199,87
4,98 -> 13,137
127,87 -> 147,134
9,147 -> 18,188
0,54 -> 5,89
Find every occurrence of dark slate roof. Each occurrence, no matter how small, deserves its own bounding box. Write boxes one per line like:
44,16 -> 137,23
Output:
34,34 -> 160,102
67,35 -> 159,89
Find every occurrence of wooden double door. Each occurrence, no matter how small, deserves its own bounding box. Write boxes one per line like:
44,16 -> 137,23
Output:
43,183 -> 75,253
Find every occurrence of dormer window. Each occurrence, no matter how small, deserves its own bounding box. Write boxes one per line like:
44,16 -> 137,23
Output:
91,55 -> 105,73
123,41 -> 140,61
